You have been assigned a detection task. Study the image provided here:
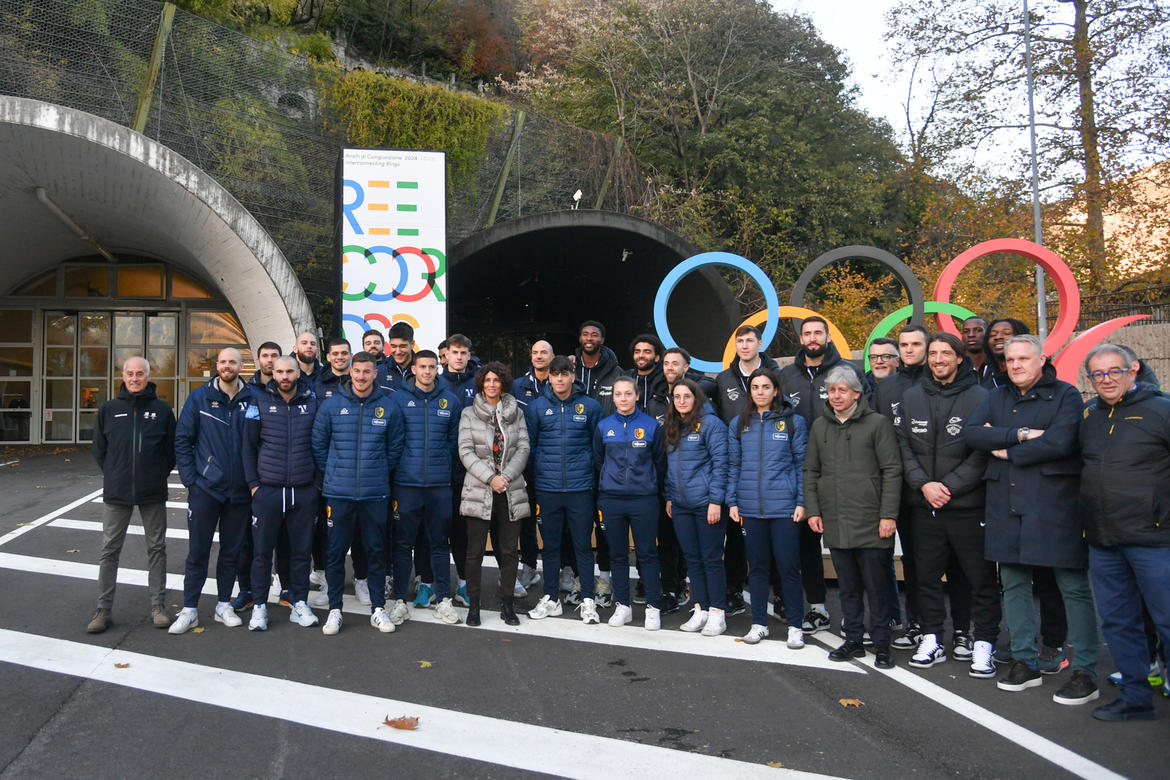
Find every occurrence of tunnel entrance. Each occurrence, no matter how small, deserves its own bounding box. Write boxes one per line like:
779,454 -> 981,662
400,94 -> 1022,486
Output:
448,210 -> 739,375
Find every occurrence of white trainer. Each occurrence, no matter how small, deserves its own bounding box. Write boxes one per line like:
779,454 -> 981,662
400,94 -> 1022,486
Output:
322,609 -> 342,635
787,626 -> 805,649
433,597 -> 461,624
910,633 -> 947,668
310,583 -> 330,607
371,607 -> 396,633
248,604 -> 268,631
214,601 -> 243,628
680,605 -> 707,633
742,624 -> 769,644
354,578 -> 371,606
702,607 -> 727,637
594,577 -> 614,608
168,608 -> 198,635
387,599 -> 411,625
289,601 -> 318,627
970,640 -> 996,678
579,597 -> 600,624
308,569 -> 326,589
528,595 -> 563,620
609,603 -> 633,627
644,605 -> 661,631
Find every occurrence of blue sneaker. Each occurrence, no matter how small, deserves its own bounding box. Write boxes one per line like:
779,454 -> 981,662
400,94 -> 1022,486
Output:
454,583 -> 470,606
1038,645 -> 1069,675
413,582 -> 435,608
229,591 -> 253,612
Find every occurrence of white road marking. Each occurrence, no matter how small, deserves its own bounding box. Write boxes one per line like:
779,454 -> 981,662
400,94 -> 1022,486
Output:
88,498 -> 187,510
811,634 -> 1124,780
0,459 -> 19,468
49,518 -> 206,543
0,489 -> 103,548
0,628 -> 840,779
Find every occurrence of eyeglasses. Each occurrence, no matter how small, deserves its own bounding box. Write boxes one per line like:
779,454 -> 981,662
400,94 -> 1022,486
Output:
868,354 -> 898,362
1088,367 -> 1131,383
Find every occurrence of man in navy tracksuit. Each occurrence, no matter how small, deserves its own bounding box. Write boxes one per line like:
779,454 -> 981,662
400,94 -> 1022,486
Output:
242,356 -> 320,631
438,333 -> 480,604
388,350 -> 464,626
381,321 -> 415,391
312,351 -> 404,635
526,356 -> 603,623
170,348 -> 255,634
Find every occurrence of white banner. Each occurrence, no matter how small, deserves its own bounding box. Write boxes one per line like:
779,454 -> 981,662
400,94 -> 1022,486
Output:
338,148 -> 447,351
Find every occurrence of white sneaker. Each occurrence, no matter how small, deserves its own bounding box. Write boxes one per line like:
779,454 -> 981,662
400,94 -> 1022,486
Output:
354,578 -> 371,606
289,601 -> 318,627
594,577 -> 613,608
742,623 -> 769,644
214,601 -> 243,628
559,567 -> 575,593
247,604 -> 267,631
970,640 -> 995,678
310,583 -> 330,607
168,608 -> 198,635
433,597 -> 461,624
309,569 -> 327,589
387,599 -> 411,626
702,607 -> 727,637
680,605 -> 707,633
519,564 -> 541,590
910,633 -> 947,668
579,597 -> 600,624
371,607 -> 396,633
322,609 -> 342,635
513,579 -> 528,598
609,603 -> 633,627
787,626 -> 805,649
528,594 -> 563,620
644,605 -> 661,631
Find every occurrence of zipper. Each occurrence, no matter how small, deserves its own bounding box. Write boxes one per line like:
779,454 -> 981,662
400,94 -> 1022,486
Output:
560,401 -> 567,490
131,395 -> 139,499
757,413 -> 765,514
423,394 -> 430,485
356,398 -> 364,497
285,396 -> 292,487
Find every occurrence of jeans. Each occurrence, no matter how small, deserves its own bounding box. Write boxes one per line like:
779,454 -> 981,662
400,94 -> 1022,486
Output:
97,502 -> 167,609
326,499 -> 387,612
911,506 -> 1000,643
535,491 -> 595,600
830,547 -> 895,647
183,485 -> 249,608
672,505 -> 726,610
1001,563 -> 1099,675
1089,544 -> 1170,707
251,485 -> 317,604
600,495 -> 660,609
743,516 -> 802,628
466,492 -> 521,600
393,486 -> 452,600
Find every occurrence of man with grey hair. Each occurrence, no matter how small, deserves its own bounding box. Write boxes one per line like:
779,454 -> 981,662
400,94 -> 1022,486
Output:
965,334 -> 1100,704
1079,342 -> 1170,721
170,347 -> 257,634
87,356 -> 176,633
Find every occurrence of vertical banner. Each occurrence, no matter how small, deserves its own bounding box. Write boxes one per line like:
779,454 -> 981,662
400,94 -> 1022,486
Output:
338,148 -> 447,351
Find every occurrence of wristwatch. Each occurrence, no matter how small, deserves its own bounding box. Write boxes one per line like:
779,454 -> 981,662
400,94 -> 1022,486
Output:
1017,426 -> 1030,443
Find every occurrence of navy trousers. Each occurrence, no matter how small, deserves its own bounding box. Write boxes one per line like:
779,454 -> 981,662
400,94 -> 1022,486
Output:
251,485 -> 317,605
325,498 -> 387,612
183,484 -> 249,608
393,485 -> 452,600
672,504 -> 726,610
744,515 -> 802,628
600,494 -> 660,609
536,490 -> 595,600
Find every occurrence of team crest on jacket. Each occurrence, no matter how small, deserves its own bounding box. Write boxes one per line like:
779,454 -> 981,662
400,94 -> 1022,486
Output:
634,428 -> 645,440
1083,407 -> 1090,419
726,388 -> 740,401
946,416 -> 962,436
575,403 -> 584,414
439,398 -> 448,409
775,420 -> 786,432
374,406 -> 384,418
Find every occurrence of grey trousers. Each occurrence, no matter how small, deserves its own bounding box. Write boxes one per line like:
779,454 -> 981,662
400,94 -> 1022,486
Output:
97,502 -> 167,609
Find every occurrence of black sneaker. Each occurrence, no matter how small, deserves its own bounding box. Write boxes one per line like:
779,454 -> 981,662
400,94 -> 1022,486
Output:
829,639 -> 866,662
801,609 -> 830,633
997,660 -> 1043,692
633,580 -> 646,604
1053,671 -> 1100,705
952,631 -> 974,660
772,598 -> 785,621
1091,698 -> 1157,722
725,591 -> 747,617
661,591 -> 680,615
874,645 -> 895,669
892,621 -> 922,650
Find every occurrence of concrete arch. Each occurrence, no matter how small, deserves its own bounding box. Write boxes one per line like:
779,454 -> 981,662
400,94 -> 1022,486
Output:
0,95 -> 313,347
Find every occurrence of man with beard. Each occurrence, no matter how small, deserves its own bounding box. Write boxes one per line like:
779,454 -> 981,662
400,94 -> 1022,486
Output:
962,317 -> 989,382
662,347 -> 717,402
363,328 -> 390,385
981,318 -> 1029,390
382,321 -> 415,390
293,331 -> 322,383
170,348 -> 255,634
250,341 -> 283,389
864,338 -> 900,393
315,338 -> 352,400
513,340 -> 553,404
779,316 -> 865,633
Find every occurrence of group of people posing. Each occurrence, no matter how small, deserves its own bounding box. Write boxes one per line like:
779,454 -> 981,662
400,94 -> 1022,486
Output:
85,315 -> 1169,724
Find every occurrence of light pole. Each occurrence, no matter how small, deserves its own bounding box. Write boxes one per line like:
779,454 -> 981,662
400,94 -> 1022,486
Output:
1024,0 -> 1048,338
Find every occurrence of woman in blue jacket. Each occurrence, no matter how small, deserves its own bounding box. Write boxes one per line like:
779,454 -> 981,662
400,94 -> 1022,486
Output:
664,379 -> 729,636
727,368 -> 808,648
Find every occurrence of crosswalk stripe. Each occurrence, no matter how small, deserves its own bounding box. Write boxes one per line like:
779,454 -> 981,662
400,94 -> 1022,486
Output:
0,628 -> 839,779
88,498 -> 188,510
50,518 -> 203,542
0,489 -> 103,548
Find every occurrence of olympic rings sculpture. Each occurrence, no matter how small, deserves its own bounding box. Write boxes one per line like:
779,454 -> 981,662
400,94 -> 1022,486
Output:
653,239 -> 1149,383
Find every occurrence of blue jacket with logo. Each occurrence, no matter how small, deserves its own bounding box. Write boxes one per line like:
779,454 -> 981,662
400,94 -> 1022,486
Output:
593,408 -> 666,498
174,378 -> 256,504
243,378 -> 318,488
664,412 -> 729,509
727,402 -> 808,519
526,382 -> 602,493
311,385 -> 404,501
512,366 -> 549,406
440,357 -> 481,408
391,383 -> 463,487
313,369 -> 349,401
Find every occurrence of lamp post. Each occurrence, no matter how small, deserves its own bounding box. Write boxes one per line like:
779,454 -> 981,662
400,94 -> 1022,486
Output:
1024,0 -> 1048,338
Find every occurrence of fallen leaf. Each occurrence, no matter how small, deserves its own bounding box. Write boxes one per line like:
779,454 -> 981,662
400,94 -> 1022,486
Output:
191,627 -> 205,634
500,638 -> 511,643
65,549 -> 79,554
384,715 -> 419,730
416,660 -> 433,669
114,662 -> 130,669
734,638 -> 745,643
767,761 -> 784,768
17,522 -> 33,527
838,698 -> 865,708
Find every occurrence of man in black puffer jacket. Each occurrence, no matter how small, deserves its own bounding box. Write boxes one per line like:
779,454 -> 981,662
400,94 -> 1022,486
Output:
897,333 -> 998,677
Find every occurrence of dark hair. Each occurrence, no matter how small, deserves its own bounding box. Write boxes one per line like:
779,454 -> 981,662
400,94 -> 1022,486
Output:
664,379 -> 709,451
388,322 -> 414,342
257,341 -> 282,355
664,346 -> 691,364
447,333 -> 472,350
549,355 -> 575,374
362,329 -> 384,344
734,324 -> 761,340
326,337 -> 351,352
898,324 -> 929,340
736,368 -> 783,436
870,337 -> 897,350
475,361 -> 512,393
414,349 -> 438,363
983,318 -> 1029,355
437,339 -> 449,350
578,320 -> 606,339
800,316 -> 828,334
962,316 -> 988,329
351,351 -> 375,366
927,331 -> 966,358
629,333 -> 663,357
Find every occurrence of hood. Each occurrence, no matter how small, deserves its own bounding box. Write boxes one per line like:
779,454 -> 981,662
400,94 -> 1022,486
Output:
472,391 -> 521,423
339,383 -> 387,404
263,376 -> 314,403
444,356 -> 481,384
896,361 -> 926,381
921,357 -> 978,396
1010,360 -> 1059,398
575,344 -> 620,375
402,381 -> 445,402
794,341 -> 844,372
1094,381 -> 1161,411
116,381 -> 159,402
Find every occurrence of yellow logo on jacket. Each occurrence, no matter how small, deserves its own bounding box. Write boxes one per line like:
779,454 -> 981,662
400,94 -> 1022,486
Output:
575,403 -> 584,414
634,428 -> 645,440
439,398 -> 448,409
374,406 -> 384,418
775,420 -> 786,432
1083,407 -> 1090,419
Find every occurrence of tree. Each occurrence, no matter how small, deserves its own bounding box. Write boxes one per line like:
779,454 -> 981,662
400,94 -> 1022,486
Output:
886,0 -> 1170,292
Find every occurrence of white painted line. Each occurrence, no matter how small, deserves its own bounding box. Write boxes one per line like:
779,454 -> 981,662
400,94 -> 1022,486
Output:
0,629 -> 836,779
0,552 -> 860,673
49,518 -> 206,543
0,459 -> 19,468
0,488 -> 103,548
810,634 -> 1123,780
89,499 -> 188,509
